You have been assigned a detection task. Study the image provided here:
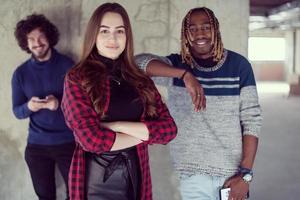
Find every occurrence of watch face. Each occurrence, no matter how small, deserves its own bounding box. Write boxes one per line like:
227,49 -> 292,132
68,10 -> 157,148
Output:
243,174 -> 253,182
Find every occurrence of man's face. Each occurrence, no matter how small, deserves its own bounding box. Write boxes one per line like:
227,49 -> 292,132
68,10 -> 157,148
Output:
187,11 -> 213,59
27,28 -> 51,61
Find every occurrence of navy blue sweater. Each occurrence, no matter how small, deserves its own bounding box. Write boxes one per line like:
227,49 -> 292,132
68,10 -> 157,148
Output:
12,49 -> 75,145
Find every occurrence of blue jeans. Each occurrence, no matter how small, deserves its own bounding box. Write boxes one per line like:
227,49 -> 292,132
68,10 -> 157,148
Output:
180,174 -> 227,200
25,142 -> 75,200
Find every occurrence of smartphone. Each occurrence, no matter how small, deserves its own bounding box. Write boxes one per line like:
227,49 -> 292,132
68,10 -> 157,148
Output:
219,188 -> 230,200
33,98 -> 48,103
219,188 -> 249,200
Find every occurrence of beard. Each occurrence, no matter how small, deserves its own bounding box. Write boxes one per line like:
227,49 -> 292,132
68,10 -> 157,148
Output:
32,46 -> 51,61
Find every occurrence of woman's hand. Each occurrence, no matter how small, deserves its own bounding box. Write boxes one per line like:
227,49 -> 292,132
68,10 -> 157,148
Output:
101,122 -> 149,141
101,122 -> 117,131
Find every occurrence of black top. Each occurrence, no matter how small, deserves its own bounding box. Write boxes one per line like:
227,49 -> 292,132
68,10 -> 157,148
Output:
97,54 -> 144,122
194,56 -> 217,68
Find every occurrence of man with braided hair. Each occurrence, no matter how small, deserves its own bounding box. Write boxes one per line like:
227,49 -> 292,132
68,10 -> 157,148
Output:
136,7 -> 262,200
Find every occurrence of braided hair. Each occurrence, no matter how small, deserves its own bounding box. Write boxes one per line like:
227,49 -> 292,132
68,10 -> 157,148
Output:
180,7 -> 224,65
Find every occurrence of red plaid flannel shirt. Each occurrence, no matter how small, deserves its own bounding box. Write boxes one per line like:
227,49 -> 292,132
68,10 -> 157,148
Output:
61,72 -> 177,200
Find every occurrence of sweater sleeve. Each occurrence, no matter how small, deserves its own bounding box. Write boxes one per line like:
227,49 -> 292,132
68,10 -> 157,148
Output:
11,70 -> 32,119
142,84 -> 177,145
135,53 -> 177,87
135,53 -> 173,71
61,74 -> 116,154
239,59 -> 262,137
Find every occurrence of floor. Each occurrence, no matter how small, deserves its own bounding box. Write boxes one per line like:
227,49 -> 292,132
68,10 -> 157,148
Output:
251,82 -> 300,200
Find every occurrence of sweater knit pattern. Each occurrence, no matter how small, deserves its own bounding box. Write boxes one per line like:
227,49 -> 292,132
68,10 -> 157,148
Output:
135,50 -> 262,179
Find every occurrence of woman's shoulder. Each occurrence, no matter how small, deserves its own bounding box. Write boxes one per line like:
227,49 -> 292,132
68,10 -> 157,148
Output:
65,66 -> 83,84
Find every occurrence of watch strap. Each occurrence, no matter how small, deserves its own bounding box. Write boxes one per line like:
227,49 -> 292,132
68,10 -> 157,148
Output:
238,166 -> 253,175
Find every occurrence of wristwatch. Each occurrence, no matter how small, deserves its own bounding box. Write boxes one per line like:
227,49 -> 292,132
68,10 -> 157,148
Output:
238,166 -> 253,183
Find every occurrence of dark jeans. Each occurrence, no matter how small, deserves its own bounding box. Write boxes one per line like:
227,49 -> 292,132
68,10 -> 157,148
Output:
25,142 -> 75,200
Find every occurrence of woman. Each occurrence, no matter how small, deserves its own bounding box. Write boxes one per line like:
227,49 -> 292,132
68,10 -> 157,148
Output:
61,3 -> 177,200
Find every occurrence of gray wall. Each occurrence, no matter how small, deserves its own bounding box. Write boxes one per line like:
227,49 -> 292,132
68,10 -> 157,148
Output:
0,0 -> 249,199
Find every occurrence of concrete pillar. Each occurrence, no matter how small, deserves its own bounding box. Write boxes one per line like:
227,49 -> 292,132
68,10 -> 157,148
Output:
286,29 -> 300,95
295,29 -> 300,74
285,30 -> 295,80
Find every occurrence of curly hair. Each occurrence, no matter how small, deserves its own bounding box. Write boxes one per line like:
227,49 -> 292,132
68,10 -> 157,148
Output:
14,14 -> 59,53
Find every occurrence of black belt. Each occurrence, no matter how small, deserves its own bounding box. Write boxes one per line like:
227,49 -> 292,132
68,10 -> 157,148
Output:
93,149 -> 137,184
86,147 -> 140,200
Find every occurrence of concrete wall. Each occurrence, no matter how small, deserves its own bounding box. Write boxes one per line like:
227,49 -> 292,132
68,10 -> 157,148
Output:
252,61 -> 285,81
0,0 -> 249,199
250,29 -> 287,81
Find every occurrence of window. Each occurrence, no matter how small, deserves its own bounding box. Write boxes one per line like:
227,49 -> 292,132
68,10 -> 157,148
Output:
248,37 -> 285,61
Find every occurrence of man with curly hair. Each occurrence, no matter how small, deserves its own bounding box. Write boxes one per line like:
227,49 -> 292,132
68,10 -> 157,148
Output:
12,14 -> 75,200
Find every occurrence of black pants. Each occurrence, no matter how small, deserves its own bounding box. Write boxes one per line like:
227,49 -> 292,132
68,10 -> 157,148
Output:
25,142 -> 75,200
85,147 -> 140,200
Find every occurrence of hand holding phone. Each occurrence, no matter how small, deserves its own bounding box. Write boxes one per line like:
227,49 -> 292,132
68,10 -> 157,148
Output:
28,96 -> 47,112
219,187 -> 249,200
44,95 -> 59,111
220,188 -> 230,200
33,98 -> 48,103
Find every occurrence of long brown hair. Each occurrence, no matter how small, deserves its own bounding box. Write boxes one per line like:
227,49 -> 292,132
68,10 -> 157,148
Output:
68,3 -> 157,118
181,7 -> 224,64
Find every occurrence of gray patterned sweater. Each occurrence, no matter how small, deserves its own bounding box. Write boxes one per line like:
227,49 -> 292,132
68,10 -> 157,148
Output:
136,50 -> 262,179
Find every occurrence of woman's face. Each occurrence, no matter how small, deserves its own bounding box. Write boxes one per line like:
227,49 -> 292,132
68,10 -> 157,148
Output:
96,12 -> 126,60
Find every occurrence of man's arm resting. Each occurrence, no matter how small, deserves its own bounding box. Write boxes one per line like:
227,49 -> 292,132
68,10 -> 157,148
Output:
147,60 -> 206,111
146,60 -> 187,78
